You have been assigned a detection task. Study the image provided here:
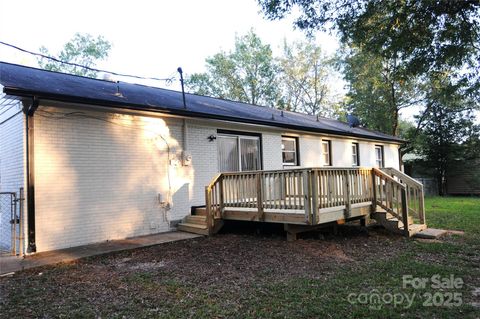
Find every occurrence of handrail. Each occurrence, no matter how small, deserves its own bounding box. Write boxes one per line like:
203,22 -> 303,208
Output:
381,167 -> 425,225
382,167 -> 423,188
372,168 -> 406,189
372,168 -> 409,236
205,173 -> 224,231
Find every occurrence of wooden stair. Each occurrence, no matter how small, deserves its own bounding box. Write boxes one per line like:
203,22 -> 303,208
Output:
372,208 -> 426,237
177,207 -> 224,236
177,215 -> 209,235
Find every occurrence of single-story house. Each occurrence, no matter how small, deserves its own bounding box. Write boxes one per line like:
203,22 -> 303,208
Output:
0,62 -> 421,254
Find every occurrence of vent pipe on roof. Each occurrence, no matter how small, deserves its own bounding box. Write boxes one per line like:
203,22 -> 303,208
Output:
177,67 -> 187,109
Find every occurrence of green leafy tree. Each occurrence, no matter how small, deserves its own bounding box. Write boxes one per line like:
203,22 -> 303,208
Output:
416,74 -> 479,195
37,33 -> 112,77
258,0 -> 480,96
186,30 -> 280,107
278,40 -> 341,117
340,47 -> 420,136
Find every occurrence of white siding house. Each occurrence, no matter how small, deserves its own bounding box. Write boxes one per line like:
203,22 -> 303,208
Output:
0,63 -> 403,253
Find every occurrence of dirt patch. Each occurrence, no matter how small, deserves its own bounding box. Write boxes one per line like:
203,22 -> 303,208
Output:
0,227 -> 410,318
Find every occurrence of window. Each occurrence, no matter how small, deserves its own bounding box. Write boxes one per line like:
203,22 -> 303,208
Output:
352,143 -> 360,166
282,136 -> 299,166
322,140 -> 331,166
217,133 -> 261,172
375,145 -> 384,167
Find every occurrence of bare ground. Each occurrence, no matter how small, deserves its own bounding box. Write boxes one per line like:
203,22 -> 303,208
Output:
0,223 -> 477,318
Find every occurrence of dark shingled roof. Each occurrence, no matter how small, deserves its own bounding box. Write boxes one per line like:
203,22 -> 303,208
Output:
0,62 -> 404,143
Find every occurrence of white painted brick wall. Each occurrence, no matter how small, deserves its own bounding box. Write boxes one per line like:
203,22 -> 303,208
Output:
29,102 -> 400,252
0,90 -> 26,252
34,106 -> 181,251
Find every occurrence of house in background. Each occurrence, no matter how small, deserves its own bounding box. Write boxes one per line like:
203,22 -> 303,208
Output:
0,62 -> 425,254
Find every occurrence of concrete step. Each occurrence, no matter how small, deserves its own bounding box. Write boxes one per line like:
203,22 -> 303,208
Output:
177,222 -> 209,236
414,228 -> 449,239
404,223 -> 427,237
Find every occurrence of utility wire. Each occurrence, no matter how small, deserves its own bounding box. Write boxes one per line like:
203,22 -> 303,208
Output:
0,40 -> 177,83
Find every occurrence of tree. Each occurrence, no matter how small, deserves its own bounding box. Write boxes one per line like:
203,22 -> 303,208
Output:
186,30 -> 280,107
37,33 -> 112,77
258,0 -> 480,96
340,47 -> 420,136
277,40 -> 341,117
415,74 -> 479,195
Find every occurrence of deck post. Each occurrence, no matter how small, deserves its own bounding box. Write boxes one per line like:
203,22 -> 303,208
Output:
343,171 -> 351,219
219,176 -> 225,218
401,187 -> 409,236
419,185 -> 425,224
311,170 -> 318,224
302,170 -> 312,225
371,170 -> 377,213
256,172 -> 265,221
205,186 -> 214,234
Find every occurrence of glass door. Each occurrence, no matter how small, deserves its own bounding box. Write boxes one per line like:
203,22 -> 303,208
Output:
217,134 -> 261,172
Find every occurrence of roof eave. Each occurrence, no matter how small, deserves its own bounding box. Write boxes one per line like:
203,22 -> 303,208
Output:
3,86 -> 406,144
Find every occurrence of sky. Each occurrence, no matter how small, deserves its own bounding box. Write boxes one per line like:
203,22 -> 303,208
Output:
0,0 -> 339,89
2,0 -> 474,122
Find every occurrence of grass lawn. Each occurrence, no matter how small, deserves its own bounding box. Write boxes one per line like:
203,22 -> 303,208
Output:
0,197 -> 479,318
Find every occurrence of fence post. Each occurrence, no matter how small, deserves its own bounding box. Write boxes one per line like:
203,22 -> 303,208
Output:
19,188 -> 25,256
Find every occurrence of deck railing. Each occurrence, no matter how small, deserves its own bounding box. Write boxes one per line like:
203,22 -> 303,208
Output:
381,168 -> 426,225
204,167 -> 423,235
372,168 -> 410,236
205,167 -> 379,226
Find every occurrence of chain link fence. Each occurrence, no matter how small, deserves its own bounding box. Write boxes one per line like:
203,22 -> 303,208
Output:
0,189 -> 23,256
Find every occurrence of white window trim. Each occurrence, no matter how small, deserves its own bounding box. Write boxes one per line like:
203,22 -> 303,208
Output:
282,136 -> 298,166
352,143 -> 360,166
375,145 -> 384,168
322,140 -> 331,166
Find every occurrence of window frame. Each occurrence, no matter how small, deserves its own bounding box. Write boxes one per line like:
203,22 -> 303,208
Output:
322,140 -> 332,166
352,142 -> 360,166
375,145 -> 385,168
281,136 -> 300,166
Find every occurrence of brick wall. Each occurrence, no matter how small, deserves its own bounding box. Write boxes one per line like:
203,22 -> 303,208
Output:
0,90 -> 26,252
30,103 -> 400,252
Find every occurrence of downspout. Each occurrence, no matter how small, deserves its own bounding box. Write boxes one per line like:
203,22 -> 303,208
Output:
23,97 -> 38,253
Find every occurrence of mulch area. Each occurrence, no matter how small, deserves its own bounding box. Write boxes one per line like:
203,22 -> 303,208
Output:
0,224 -> 409,318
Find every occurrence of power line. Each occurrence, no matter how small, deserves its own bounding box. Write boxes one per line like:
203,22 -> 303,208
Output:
0,40 -> 177,83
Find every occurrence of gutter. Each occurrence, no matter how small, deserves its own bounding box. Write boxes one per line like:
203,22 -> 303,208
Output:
22,97 -> 38,253
3,87 -> 406,144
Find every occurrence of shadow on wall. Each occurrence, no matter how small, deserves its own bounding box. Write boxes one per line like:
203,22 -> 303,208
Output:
34,108 -> 194,252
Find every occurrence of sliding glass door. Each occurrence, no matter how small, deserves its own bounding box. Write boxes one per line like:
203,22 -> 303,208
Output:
218,134 -> 261,172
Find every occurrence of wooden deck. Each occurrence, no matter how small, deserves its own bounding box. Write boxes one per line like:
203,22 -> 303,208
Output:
179,167 -> 426,237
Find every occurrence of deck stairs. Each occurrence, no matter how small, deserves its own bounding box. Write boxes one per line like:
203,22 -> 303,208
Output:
372,207 -> 426,237
177,207 -> 223,236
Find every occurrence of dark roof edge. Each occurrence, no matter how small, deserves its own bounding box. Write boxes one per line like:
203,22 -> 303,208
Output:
3,86 -> 405,144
